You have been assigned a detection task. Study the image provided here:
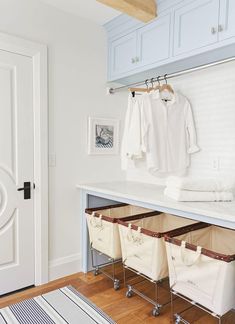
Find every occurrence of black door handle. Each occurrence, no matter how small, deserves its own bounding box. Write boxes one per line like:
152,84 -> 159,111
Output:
17,182 -> 32,200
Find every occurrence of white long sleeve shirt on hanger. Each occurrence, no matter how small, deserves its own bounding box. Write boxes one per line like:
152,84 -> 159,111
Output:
142,90 -> 200,174
121,94 -> 145,170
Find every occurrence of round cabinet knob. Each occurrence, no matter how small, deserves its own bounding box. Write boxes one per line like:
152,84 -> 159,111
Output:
218,25 -> 223,32
211,27 -> 217,35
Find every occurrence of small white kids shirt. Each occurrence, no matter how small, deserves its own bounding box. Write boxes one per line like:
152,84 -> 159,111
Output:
142,91 -> 200,174
121,93 -> 145,170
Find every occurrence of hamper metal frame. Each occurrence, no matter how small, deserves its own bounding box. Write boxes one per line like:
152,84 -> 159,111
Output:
90,244 -> 121,290
171,289 -> 222,324
123,263 -> 171,317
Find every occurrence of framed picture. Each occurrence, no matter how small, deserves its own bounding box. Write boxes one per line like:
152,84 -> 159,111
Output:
88,117 -> 119,155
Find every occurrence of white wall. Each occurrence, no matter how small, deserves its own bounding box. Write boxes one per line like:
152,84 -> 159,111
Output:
0,0 -> 126,279
126,61 -> 235,185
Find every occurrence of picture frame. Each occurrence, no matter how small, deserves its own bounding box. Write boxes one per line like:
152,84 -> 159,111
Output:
88,117 -> 120,155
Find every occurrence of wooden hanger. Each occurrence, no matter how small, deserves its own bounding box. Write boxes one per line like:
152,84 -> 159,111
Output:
160,74 -> 174,94
160,84 -> 174,94
128,87 -> 150,93
130,78 -> 160,93
128,75 -> 174,96
128,79 -> 152,94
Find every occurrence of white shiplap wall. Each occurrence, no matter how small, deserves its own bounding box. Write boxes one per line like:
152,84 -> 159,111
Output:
126,60 -> 235,185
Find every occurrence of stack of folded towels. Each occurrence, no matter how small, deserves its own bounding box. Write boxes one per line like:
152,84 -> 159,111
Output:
164,176 -> 234,202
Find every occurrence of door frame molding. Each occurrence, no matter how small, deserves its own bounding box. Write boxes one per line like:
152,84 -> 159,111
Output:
0,32 -> 49,285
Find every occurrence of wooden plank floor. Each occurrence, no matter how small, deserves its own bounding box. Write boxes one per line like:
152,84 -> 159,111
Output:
0,264 -> 235,323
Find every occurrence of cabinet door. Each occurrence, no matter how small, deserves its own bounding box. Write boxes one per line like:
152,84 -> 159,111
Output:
174,0 -> 220,56
219,0 -> 235,41
109,32 -> 137,79
136,14 -> 171,68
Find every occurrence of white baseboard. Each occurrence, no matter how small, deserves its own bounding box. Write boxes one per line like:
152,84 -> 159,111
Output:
49,253 -> 81,281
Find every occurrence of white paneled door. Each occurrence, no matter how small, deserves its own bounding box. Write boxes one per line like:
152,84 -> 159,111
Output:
0,49 -> 34,295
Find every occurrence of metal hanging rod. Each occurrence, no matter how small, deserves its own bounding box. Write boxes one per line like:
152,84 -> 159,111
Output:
108,57 -> 235,94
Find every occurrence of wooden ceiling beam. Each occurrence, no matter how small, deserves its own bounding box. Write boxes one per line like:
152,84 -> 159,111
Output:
97,0 -> 157,23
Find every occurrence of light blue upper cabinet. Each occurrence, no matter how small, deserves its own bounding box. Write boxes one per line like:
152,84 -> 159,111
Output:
109,32 -> 137,79
136,14 -> 171,68
105,0 -> 235,82
173,0 -> 220,56
108,15 -> 171,80
219,0 -> 235,41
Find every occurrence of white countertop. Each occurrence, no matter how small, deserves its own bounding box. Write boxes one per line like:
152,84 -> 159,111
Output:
77,181 -> 235,226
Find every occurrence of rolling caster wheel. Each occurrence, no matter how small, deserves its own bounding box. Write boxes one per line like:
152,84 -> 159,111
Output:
152,307 -> 160,317
175,314 -> 181,324
114,279 -> 120,290
126,290 -> 133,298
94,268 -> 99,276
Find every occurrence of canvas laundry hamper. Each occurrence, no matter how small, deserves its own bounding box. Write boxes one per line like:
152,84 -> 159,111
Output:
165,225 -> 235,316
118,213 -> 200,281
85,204 -> 158,260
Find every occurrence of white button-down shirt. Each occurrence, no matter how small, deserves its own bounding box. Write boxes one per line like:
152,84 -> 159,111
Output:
121,91 -> 199,174
142,91 -> 200,174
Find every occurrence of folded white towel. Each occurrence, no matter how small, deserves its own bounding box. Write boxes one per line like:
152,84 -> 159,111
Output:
166,176 -> 235,192
164,187 -> 233,202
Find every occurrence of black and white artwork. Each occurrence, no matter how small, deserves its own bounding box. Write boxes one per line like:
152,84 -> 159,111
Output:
95,125 -> 114,148
88,118 -> 119,155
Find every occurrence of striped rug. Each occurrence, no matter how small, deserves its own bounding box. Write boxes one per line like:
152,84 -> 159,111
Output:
0,286 -> 115,324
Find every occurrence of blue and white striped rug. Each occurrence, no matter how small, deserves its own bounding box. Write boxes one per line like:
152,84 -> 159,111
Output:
0,286 -> 115,324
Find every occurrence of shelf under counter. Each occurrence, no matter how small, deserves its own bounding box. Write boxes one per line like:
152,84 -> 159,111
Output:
77,181 -> 235,272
